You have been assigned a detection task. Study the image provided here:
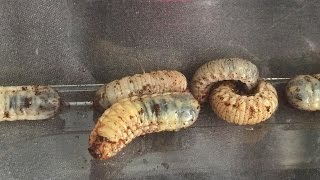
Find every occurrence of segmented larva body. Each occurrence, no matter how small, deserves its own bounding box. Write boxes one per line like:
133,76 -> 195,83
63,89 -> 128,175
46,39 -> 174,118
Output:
191,58 -> 259,103
89,92 -> 200,160
286,74 -> 320,111
209,81 -> 278,125
94,70 -> 187,111
0,86 -> 61,121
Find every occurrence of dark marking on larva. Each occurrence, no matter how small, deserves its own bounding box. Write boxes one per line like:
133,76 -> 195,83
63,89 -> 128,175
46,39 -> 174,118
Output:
138,108 -> 144,115
266,106 -> 270,112
4,111 -> 9,118
34,86 -> 41,96
21,87 -> 27,91
224,102 -> 231,106
153,104 -> 161,117
304,76 -> 312,82
249,107 -> 255,116
9,96 -> 17,109
24,97 -> 32,108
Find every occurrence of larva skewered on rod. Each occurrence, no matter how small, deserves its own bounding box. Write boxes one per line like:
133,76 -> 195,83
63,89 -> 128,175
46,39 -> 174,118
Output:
89,92 -> 200,160
209,81 -> 278,125
94,70 -> 187,111
286,74 -> 320,111
191,58 -> 259,103
0,86 -> 61,121
191,58 -> 278,125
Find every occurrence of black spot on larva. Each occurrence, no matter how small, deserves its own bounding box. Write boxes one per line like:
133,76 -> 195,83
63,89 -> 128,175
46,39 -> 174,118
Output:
129,80 -> 133,83
224,102 -> 231,106
138,108 -> 144,115
21,87 -> 27,91
266,106 -> 270,112
116,81 -> 120,85
4,111 -> 9,118
129,115 -> 134,119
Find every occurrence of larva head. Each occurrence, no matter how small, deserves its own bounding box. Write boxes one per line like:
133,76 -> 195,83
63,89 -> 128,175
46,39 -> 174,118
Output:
88,130 -> 126,160
174,93 -> 200,128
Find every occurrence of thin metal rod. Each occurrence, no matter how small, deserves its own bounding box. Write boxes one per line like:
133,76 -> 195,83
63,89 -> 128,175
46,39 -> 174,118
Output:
66,101 -> 93,106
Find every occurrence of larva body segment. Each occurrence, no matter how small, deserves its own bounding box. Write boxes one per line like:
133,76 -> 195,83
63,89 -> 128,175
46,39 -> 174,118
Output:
89,92 -> 200,160
0,86 -> 61,121
286,74 -> 320,111
209,81 -> 278,125
94,70 -> 187,111
191,58 -> 259,103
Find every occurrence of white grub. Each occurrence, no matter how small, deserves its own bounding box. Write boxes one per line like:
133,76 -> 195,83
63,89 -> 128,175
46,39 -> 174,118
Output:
286,74 -> 320,111
0,86 -> 60,121
94,70 -> 187,111
89,92 -> 200,160
209,81 -> 278,125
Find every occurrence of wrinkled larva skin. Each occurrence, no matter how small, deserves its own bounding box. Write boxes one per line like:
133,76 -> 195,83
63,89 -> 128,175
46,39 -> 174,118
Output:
209,81 -> 278,125
191,58 -> 259,103
94,70 -> 187,111
286,74 -> 320,111
0,86 -> 61,121
89,92 -> 200,160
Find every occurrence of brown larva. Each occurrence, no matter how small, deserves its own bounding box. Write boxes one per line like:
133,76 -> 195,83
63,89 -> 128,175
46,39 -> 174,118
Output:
209,81 -> 278,125
88,92 -> 200,160
191,58 -> 259,103
0,86 -> 61,121
94,70 -> 187,111
286,74 -> 320,111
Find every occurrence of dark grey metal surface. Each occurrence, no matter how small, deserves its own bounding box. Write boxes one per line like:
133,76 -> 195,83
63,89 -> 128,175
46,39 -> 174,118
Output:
0,0 -> 320,179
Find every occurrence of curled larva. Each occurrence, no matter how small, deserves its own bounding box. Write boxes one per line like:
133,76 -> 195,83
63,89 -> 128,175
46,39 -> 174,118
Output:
94,70 -> 187,111
286,74 -> 320,111
209,81 -> 278,125
0,86 -> 61,121
88,92 -> 200,160
191,58 -> 259,103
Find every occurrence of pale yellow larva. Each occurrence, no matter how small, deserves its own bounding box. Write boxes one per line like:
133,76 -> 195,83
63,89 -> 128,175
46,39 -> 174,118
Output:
94,70 -> 187,111
191,58 -> 259,103
286,74 -> 320,111
209,81 -> 278,125
0,86 -> 61,121
88,92 -> 200,160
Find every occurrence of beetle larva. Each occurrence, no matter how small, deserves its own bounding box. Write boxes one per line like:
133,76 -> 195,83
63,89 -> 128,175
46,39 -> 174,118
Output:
0,86 -> 61,121
94,70 -> 187,111
191,58 -> 259,103
89,92 -> 200,160
209,81 -> 278,125
286,74 -> 320,111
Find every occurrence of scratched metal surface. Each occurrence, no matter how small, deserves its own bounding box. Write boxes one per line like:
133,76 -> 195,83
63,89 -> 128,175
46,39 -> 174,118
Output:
0,0 -> 320,179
